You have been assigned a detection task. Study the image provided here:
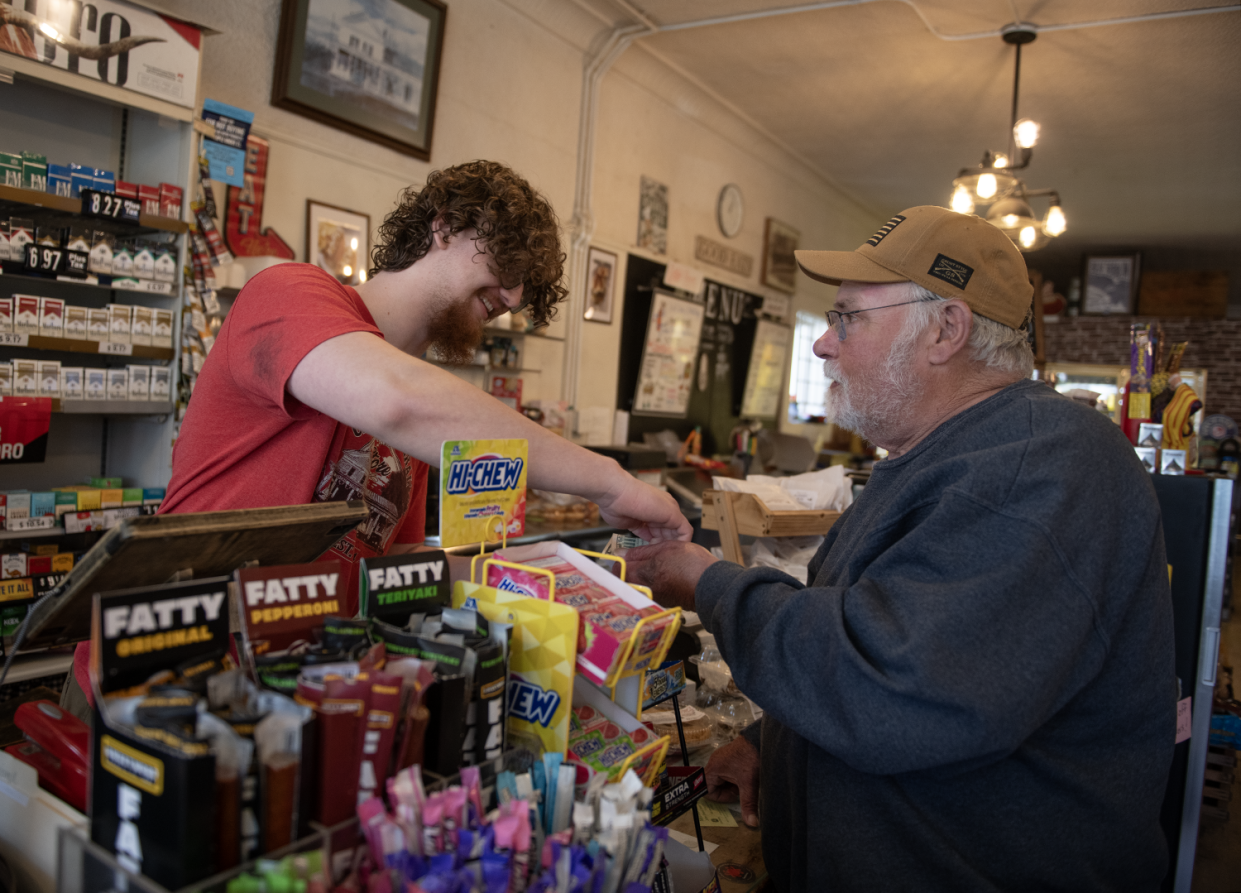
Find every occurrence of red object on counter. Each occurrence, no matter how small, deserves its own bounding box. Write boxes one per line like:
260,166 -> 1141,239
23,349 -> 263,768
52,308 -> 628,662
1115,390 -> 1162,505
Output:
4,700 -> 89,811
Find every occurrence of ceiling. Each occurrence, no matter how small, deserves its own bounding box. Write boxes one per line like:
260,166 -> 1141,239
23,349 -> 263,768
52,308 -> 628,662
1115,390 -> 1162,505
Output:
592,0 -> 1241,261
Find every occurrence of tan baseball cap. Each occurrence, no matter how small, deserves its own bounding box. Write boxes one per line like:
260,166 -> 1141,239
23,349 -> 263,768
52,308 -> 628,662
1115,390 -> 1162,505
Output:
795,206 -> 1033,329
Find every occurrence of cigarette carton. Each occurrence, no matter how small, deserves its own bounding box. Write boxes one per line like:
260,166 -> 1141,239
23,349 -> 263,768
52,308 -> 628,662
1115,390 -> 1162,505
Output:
76,489 -> 102,511
150,366 -> 171,401
93,169 -> 115,193
127,364 -> 150,400
13,359 -> 38,396
38,360 -> 61,397
69,164 -> 94,198
122,488 -> 143,506
153,242 -> 176,282
2,552 -> 27,578
0,494 -> 6,529
0,221 -> 10,262
100,489 -> 123,508
61,366 -> 84,400
107,304 -> 131,343
30,491 -> 55,517
51,552 -> 74,572
133,241 -> 155,279
39,297 -> 65,337
84,368 -> 107,400
6,492 -> 29,522
27,555 -> 51,575
152,308 -> 174,347
47,163 -> 73,198
114,180 -> 139,199
111,242 -> 135,278
130,306 -> 153,345
0,363 -> 11,396
14,295 -> 40,335
90,477 -> 123,489
106,368 -> 128,400
0,152 -> 22,187
0,298 -> 11,333
55,491 -> 78,518
158,182 -> 183,219
138,184 -> 160,216
9,218 -> 33,261
87,307 -> 110,341
21,152 -> 47,191
89,231 -> 114,275
142,488 -> 165,507
64,305 -> 88,339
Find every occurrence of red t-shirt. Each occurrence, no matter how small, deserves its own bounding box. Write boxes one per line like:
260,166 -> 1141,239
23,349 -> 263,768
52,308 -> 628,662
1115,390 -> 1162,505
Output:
74,264 -> 430,700
163,262 -> 430,607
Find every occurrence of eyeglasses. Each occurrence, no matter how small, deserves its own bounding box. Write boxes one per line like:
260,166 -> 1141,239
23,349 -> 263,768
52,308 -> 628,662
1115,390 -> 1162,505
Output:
824,298 -> 928,341
497,270 -> 531,314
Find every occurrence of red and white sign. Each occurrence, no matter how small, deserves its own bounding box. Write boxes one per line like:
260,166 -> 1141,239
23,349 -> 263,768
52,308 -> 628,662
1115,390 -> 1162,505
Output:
0,396 -> 52,464
0,0 -> 201,108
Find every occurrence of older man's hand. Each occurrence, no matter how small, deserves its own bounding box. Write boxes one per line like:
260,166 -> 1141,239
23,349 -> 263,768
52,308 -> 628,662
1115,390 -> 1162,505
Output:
624,540 -> 718,610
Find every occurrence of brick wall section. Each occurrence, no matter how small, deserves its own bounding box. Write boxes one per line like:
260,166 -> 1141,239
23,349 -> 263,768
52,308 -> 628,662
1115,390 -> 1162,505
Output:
1043,317 -> 1241,421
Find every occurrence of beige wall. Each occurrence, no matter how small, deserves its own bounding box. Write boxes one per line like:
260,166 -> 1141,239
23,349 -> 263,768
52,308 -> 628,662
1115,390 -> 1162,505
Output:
153,0 -> 879,430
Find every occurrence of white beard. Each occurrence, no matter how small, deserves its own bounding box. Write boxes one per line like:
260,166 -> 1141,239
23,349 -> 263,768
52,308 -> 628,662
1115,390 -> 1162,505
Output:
822,321 -> 925,445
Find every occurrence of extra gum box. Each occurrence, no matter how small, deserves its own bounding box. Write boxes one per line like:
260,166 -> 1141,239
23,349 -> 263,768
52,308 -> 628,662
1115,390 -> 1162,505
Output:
485,541 -> 676,685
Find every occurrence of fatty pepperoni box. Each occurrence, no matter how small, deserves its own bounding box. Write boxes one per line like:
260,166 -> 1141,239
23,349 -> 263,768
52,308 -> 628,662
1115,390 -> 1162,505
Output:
235,560 -> 346,658
484,542 -> 677,686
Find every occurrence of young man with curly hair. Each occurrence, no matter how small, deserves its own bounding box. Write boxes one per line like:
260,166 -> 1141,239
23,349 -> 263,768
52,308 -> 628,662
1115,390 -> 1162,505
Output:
159,160 -> 691,606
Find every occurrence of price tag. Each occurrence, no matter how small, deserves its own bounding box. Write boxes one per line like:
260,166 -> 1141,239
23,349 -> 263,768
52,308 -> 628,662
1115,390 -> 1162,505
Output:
0,333 -> 29,347
61,249 -> 90,278
81,188 -> 141,223
98,342 -> 134,356
24,243 -> 64,274
7,516 -> 55,532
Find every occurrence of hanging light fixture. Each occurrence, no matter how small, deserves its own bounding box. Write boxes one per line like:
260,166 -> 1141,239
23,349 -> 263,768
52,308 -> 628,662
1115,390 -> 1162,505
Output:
948,24 -> 1066,251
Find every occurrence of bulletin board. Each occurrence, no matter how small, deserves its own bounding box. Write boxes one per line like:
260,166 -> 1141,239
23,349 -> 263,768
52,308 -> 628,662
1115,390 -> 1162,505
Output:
631,290 -> 705,417
740,319 -> 792,419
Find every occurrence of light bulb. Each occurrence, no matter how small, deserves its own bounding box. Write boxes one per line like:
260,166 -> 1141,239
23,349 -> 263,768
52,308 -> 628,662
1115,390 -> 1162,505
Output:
350,237 -> 359,251
1019,226 -> 1037,248
977,173 -> 998,199
1044,204 -> 1067,236
951,187 -> 975,215
39,22 -> 62,40
1014,119 -> 1040,149
993,153 -> 1009,169
342,265 -> 353,277
1002,214 -> 1021,228
359,269 -> 367,282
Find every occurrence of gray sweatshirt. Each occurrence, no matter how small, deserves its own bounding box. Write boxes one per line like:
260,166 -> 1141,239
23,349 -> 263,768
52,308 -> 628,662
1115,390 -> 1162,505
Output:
697,379 -> 1175,892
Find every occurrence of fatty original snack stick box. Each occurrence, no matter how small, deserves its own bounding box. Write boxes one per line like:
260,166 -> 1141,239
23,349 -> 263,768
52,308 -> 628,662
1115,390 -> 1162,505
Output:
89,577 -> 230,889
439,438 -> 527,548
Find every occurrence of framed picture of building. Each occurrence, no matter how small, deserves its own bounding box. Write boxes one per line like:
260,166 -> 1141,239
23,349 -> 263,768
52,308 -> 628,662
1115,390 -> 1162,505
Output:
273,0 -> 447,160
1082,253 -> 1141,315
761,217 -> 800,294
307,200 -> 370,285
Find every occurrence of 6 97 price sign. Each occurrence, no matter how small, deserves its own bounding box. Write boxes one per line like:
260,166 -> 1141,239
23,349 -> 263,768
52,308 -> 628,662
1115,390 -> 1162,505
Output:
23,244 -> 89,278
81,188 -> 141,223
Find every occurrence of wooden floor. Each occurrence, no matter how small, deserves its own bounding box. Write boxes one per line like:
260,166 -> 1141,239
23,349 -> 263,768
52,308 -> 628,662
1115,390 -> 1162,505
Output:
1191,574 -> 1241,893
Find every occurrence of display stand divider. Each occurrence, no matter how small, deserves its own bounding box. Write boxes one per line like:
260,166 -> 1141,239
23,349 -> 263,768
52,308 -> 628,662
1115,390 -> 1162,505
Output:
701,490 -> 841,562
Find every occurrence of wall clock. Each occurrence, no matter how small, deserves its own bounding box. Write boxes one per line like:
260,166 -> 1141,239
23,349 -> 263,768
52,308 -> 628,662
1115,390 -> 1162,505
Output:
717,183 -> 744,239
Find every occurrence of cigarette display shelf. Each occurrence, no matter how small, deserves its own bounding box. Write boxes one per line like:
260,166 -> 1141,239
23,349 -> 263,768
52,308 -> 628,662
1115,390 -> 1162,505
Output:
0,184 -> 189,236
0,333 -> 173,361
51,399 -> 174,416
0,268 -> 175,295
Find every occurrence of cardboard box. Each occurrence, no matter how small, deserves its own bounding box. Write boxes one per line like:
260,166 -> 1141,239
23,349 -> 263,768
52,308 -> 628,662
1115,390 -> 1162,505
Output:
6,492 -> 29,522
130,306 -> 153,346
106,368 -> 128,400
152,309 -> 174,348
2,552 -> 27,578
89,231 -> 114,275
0,298 -> 11,333
0,152 -> 22,187
64,305 -> 88,339
142,488 -> 165,507
127,365 -> 150,400
106,304 -> 131,343
14,295 -> 40,335
122,488 -> 143,506
9,218 -> 33,261
76,489 -> 102,511
38,360 -> 61,397
150,366 -> 172,401
61,367 -> 84,400
99,488 -> 124,508
69,164 -> 93,198
87,308 -> 110,341
0,363 -> 11,397
13,359 -> 39,396
54,491 -> 78,518
111,244 -> 134,279
39,297 -> 65,338
30,491 -> 54,518
153,243 -> 176,283
133,242 -> 155,280
114,180 -> 139,199
84,369 -> 107,400
93,169 -> 115,193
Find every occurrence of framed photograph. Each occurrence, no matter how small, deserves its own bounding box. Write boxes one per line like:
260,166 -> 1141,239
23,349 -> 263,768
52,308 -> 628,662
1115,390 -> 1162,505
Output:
636,176 -> 668,255
273,0 -> 448,160
584,247 -> 618,324
762,218 -> 800,294
307,200 -> 370,286
1083,253 -> 1141,315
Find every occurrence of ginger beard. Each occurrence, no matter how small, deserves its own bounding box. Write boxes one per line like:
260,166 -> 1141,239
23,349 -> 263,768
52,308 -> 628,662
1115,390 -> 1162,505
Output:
822,309 -> 926,446
425,287 -> 491,365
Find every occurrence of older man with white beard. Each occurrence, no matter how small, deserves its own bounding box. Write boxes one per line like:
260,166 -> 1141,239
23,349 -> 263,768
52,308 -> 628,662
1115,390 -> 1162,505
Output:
627,206 -> 1175,892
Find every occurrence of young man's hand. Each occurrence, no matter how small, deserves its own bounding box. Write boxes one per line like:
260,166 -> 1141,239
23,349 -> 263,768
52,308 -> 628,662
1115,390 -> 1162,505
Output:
625,540 -> 717,610
705,734 -> 760,828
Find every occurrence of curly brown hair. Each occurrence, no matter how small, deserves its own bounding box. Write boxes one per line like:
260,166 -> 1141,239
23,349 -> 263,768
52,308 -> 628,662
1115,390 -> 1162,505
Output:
370,160 -> 568,327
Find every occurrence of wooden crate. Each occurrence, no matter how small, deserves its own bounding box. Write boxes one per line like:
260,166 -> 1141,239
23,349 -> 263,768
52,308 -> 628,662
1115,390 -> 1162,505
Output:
1137,271 -> 1228,318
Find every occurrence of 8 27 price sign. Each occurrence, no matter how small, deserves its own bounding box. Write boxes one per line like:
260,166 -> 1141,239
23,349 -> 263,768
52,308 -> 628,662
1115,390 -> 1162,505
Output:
81,188 -> 141,223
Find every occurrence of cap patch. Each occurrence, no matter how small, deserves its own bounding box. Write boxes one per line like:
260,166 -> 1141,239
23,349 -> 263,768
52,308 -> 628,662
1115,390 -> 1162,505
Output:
927,253 -> 974,289
866,215 -> 906,247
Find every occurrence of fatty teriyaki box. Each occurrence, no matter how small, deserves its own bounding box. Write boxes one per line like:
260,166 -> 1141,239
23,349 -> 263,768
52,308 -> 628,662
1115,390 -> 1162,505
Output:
90,577 -> 229,889
359,550 -> 451,624
235,560 -> 346,657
